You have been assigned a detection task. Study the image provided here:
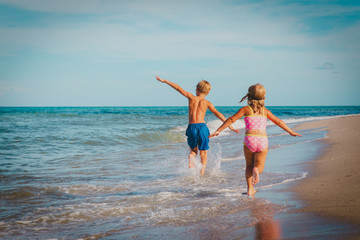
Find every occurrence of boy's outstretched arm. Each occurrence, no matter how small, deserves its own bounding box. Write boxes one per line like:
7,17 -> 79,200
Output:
155,76 -> 192,99
266,110 -> 302,137
208,103 -> 239,134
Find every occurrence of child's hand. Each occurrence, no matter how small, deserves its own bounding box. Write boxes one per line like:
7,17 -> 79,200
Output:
155,75 -> 165,83
229,126 -> 240,134
209,131 -> 220,138
290,131 -> 302,137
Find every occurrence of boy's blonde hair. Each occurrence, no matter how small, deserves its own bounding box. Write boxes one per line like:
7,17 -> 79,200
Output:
240,83 -> 266,114
196,80 -> 211,95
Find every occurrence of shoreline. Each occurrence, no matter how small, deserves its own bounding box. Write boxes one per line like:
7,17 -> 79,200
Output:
254,114 -> 360,239
293,115 -> 360,225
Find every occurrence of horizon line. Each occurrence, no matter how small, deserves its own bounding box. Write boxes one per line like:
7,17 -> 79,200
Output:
1,105 -> 360,108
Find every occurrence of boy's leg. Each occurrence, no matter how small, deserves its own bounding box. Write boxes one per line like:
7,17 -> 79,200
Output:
199,150 -> 207,176
189,147 -> 198,168
252,148 -> 268,185
244,145 -> 256,195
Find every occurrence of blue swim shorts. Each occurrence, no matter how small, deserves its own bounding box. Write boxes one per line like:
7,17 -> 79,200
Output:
185,123 -> 210,151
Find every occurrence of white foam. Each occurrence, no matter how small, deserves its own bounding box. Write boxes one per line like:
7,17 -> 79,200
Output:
258,172 -> 308,190
45,184 -> 131,196
147,207 -> 176,222
221,156 -> 244,162
281,172 -> 308,183
15,220 -> 32,225
267,114 -> 360,127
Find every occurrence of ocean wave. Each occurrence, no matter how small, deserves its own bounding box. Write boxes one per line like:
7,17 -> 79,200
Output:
0,187 -> 38,200
46,184 -> 131,196
133,130 -> 186,144
204,114 -> 357,136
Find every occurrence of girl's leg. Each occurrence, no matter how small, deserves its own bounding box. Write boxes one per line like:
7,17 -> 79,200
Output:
199,150 -> 207,176
244,145 -> 256,195
252,148 -> 268,185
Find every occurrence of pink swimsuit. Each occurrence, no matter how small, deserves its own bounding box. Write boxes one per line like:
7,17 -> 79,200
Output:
244,106 -> 268,152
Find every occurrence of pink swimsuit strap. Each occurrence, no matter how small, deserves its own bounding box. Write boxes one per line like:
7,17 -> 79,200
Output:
244,106 -> 267,131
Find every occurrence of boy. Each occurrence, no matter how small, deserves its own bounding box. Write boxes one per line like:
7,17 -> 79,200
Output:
155,76 -> 238,176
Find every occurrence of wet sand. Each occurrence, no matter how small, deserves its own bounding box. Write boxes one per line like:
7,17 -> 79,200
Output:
294,115 -> 360,225
253,115 -> 360,239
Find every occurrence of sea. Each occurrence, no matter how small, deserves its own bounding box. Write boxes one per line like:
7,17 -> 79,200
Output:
1,106 -> 359,239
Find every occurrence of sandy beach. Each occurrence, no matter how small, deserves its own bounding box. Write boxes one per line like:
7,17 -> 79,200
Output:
294,115 -> 360,227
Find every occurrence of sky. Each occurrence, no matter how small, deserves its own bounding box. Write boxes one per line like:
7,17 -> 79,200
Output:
0,0 -> 359,106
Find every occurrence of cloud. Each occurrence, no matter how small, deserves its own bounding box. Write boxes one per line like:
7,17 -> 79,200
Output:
0,0 -> 359,106
0,0 -> 132,14
0,81 -> 36,96
0,1 -> 359,65
0,1 -> 313,61
317,62 -> 335,70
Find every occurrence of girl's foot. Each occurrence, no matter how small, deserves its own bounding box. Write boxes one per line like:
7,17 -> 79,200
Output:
247,188 -> 256,196
252,167 -> 259,185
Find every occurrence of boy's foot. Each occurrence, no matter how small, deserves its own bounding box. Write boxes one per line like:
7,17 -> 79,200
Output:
189,159 -> 195,168
200,167 -> 205,176
252,167 -> 259,185
188,154 -> 195,168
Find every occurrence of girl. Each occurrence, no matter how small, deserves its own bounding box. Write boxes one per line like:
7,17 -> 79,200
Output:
209,84 -> 302,195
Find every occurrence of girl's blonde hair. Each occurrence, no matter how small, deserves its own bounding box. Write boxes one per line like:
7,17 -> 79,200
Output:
196,80 -> 211,94
240,83 -> 266,114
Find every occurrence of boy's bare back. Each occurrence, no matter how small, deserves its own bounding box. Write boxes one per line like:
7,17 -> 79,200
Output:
188,96 -> 210,124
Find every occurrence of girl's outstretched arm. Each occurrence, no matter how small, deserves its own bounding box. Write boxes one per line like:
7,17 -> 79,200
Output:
266,109 -> 302,137
209,107 -> 247,138
208,103 -> 240,134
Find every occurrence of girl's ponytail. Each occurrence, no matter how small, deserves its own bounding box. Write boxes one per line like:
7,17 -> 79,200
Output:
240,93 -> 248,103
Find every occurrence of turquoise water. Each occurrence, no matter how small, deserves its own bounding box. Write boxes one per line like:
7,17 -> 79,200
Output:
0,106 -> 359,239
